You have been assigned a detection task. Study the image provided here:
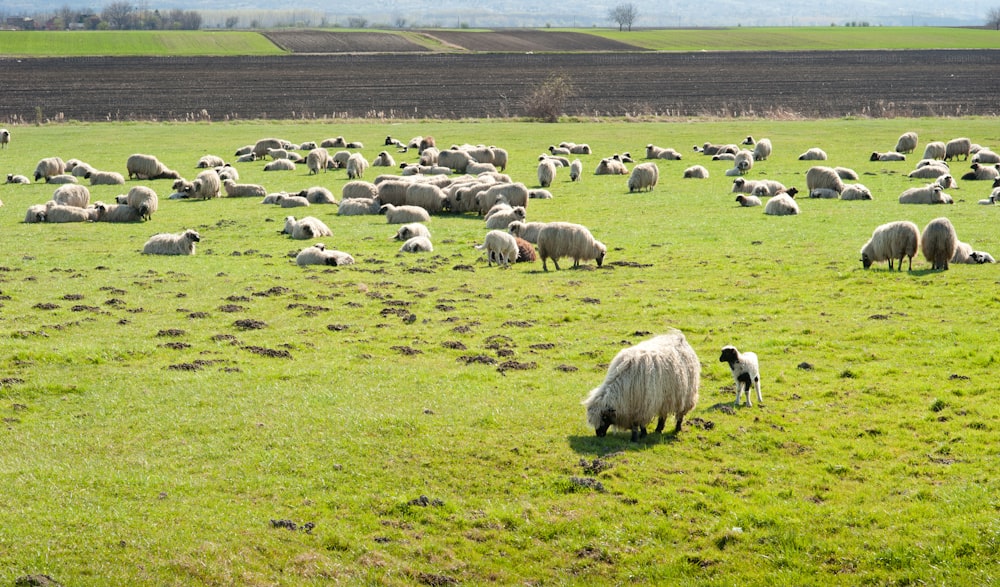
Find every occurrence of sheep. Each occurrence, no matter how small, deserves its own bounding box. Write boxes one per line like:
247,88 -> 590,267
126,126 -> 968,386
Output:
305,148 -> 330,175
645,145 -> 683,160
951,241 -> 978,264
735,194 -> 761,207
899,184 -> 951,205
840,183 -> 873,201
216,164 -> 239,182
126,186 -> 158,220
920,141 -> 946,161
582,330 -> 700,441
683,165 -> 709,179
346,153 -> 369,180
567,143 -> 591,155
870,151 -> 907,162
835,167 -> 859,180
186,169 -> 221,200
437,149 -> 473,173
476,183 -> 529,215
627,162 -> 659,193
549,145 -> 570,156
972,149 -> 1000,164
385,135 -> 406,148
719,345 -> 762,407
763,193 -> 800,216
961,163 -> 1000,181
537,221 -> 606,271
52,184 -> 91,208
298,186 -> 337,205
528,189 -> 553,199
6,174 -> 30,184
809,188 -> 840,199
507,220 -> 547,244
895,132 -> 918,154
321,136 -> 347,149
282,216 -> 332,240
748,137 -> 772,161
338,198 -> 380,216
222,179 -> 267,199
93,201 -> 144,223
399,236 -> 434,253
485,206 -> 526,230
393,222 -> 431,242
860,220 -> 920,271
944,137 -> 972,161
474,230 -> 519,268
798,147 -> 827,161
970,251 -> 996,264
126,154 -> 180,181
372,151 -> 395,167
46,174 -> 78,185
341,181 -> 378,201
734,149 -> 754,174
33,157 -> 67,182
376,180 -> 412,207
24,204 -> 47,223
293,243 -> 347,266
418,136 -> 436,153
405,183 -> 448,214
263,159 -> 296,172
484,203 -> 512,222
85,170 -> 126,186
380,204 -> 431,224
731,177 -> 761,194
43,201 -> 99,223
569,159 -> 583,182
806,166 -> 845,194
908,163 -> 950,179
749,180 -> 790,198
66,159 -> 94,177
142,229 -> 200,255
197,155 -> 226,168
921,217 -> 958,270
0,128 -> 9,148
276,194 -> 310,208
595,158 -> 628,175
529,159 -> 554,188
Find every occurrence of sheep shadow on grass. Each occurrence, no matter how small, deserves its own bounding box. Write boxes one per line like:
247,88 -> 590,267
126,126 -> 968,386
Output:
567,430 -> 681,455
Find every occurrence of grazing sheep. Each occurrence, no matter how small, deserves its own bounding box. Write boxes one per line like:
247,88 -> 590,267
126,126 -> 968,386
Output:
24,204 -> 47,223
372,151 -> 396,167
921,217 -> 958,270
33,157 -> 67,182
405,183 -> 449,213
485,206 -> 526,230
305,148 -> 330,175
252,138 -> 286,159
43,201 -> 99,223
583,330 -> 700,441
806,166 -> 845,194
944,137 -> 972,162
507,220 -> 547,244
399,236 -> 434,253
899,184 -> 951,205
6,174 -> 30,184
341,181 -> 379,201
222,178 -> 267,199
93,201 -> 144,223
595,158 -> 628,175
798,147 -> 827,161
895,132 -> 918,154
186,169 -> 221,200
749,137 -> 772,161
276,195 -> 310,208
86,170 -> 125,185
683,165 -> 709,179
142,229 -> 200,255
51,184 -> 91,208
735,194 -> 761,207
381,204 -> 431,224
569,159 -> 583,182
298,186 -> 337,205
860,220 -> 920,271
126,186 -> 158,220
908,163 -> 950,179
264,159 -> 296,172
537,221 -> 606,271
337,198 -> 380,216
393,223 -> 431,242
46,174 -> 78,185
537,159 -> 557,188
719,345 -> 762,407
419,136 -> 436,153
346,152 -> 369,179
840,184 -> 873,201
282,216 -> 333,240
871,151 -> 907,162
763,193 -> 800,216
437,149 -> 473,173
961,163 -> 1000,181
0,128 -> 9,148
197,155 -> 226,168
475,229 -> 519,268
126,154 -> 180,181
627,162 -> 659,192
376,179 -> 411,207
922,141 -> 947,161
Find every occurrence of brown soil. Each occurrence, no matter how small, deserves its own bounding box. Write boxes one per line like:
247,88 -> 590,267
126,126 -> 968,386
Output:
263,31 -> 431,53
418,30 -> 645,52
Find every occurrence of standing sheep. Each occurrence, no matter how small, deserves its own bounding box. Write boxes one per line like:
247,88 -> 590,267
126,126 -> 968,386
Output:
142,229 -> 200,255
719,345 -> 762,408
582,330 -> 700,441
922,141 -> 947,160
126,185 -> 158,220
749,137 -> 772,161
627,162 -> 659,193
537,158 -> 557,188
570,159 -> 582,182
306,148 -> 330,175
895,132 -> 918,154
944,137 -> 972,162
346,152 -> 369,179
0,128 -> 9,149
126,154 -> 180,181
921,217 -> 958,270
186,169 -> 221,200
806,166 -> 845,194
34,157 -> 67,182
474,230 -> 519,267
860,220 -> 920,271
537,221 -> 606,271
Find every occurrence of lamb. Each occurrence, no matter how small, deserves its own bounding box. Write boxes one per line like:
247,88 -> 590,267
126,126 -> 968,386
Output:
385,135 -> 406,148
393,223 -> 431,242
627,162 -> 659,192
537,221 -> 606,271
763,193 -> 800,216
514,237 -> 537,262
126,154 -> 180,181
840,184 -> 873,201
569,159 -> 583,182
142,229 -> 200,255
51,184 -> 91,208
719,345 -> 762,407
921,217 -> 958,270
399,236 -> 433,253
485,206 -> 526,230
507,220 -> 547,244
582,330 -> 700,441
537,159 -> 557,188
0,128 -> 9,148
34,157 -> 67,181
870,151 -> 907,162
970,251 -> 996,264
961,163 -> 1000,181
405,183 -> 449,213
263,159 -> 296,172
595,158 -> 628,175
346,153 -> 369,179
735,194 -> 761,207
126,185 -> 158,220
93,201 -> 144,223
337,198 -> 380,216
380,204 -> 431,224
798,147 -> 827,161
860,220 -> 920,271
895,132 -> 918,154
186,169 -> 221,200
43,201 -> 100,223
222,178 -> 267,198
86,170 -> 126,185
806,166 -> 845,194
6,174 -> 30,184
197,155 -> 226,168
683,165 -> 709,179
306,148 -> 330,174
24,204 -> 48,223
341,181 -> 379,201
923,141 -> 947,160
276,195 -> 310,208
372,151 -> 395,167
282,216 -> 333,240
944,137 -> 972,161
899,184 -> 951,205
46,174 -> 78,185
645,145 -> 683,160
298,186 -> 337,204
474,229 -> 519,268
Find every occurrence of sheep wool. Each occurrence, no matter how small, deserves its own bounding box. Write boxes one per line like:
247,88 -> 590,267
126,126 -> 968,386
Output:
583,330 -> 700,442
126,154 -> 180,181
507,220 -> 547,244
922,141 -> 947,160
944,137 -> 972,162
393,223 -> 431,242
475,230 -> 519,268
537,159 -> 557,188
34,157 -> 67,182
763,193 -> 800,216
895,132 -> 918,154
52,184 -> 91,208
43,201 -> 99,223
537,221 -> 606,271
719,345 -> 762,408
126,186 -> 158,220
380,204 -> 431,224
798,147 -> 827,161
485,206 -> 526,230
899,184 -> 951,205
399,236 -> 433,253
306,148 -> 330,175
6,174 -> 30,184
921,217 -> 958,270
627,162 -> 659,193
683,165 -> 709,179
337,198 -> 380,216
283,216 -> 333,240
570,159 -> 583,182
861,220 -> 919,271
735,194 -> 761,207
143,229 -> 200,255
806,166 -> 844,194
87,170 -> 126,186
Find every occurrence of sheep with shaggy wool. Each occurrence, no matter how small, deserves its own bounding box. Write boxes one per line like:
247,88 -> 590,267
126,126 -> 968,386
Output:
514,237 -> 536,263
895,132 -> 918,154
0,128 -> 9,149
583,330 -> 700,442
475,229 -> 519,268
569,159 -> 583,182
437,149 -> 473,173
43,201 -> 99,223
372,151 -> 395,167
216,164 -> 239,182
750,181 -> 791,198
376,180 -> 412,207
922,141 -> 947,160
296,186 -> 336,205
744,136 -> 772,161
337,198 -> 380,216
186,169 -> 221,200
806,166 -> 845,194
52,184 -> 91,208
93,201 -> 144,223
972,150 -> 1000,164
528,189 -> 553,199
341,181 -> 378,201
24,204 -> 47,223
306,148 -> 330,175
67,159 -> 94,177
627,162 -> 659,193
346,152 -> 369,180
380,204 -> 431,224
405,183 -> 448,214
537,221 -> 606,271
764,193 -> 799,216
798,147 -> 827,161
222,179 -> 267,199
476,183 -> 529,215
835,167 -> 859,180
399,236 -> 433,253
263,159 -> 296,172
46,174 -> 78,185
295,243 -> 354,266
142,229 -> 200,255
735,194 -> 761,207
321,136 -> 347,149
86,170 -> 125,186
945,137 -> 972,162
393,223 -> 431,242
860,220 -> 919,271
595,158 -> 628,175
809,188 -> 840,199
871,151 -> 906,162
899,184 -> 951,205
683,165 -> 709,179
252,138 -> 285,159
126,154 -> 179,181
276,195 -> 310,208
840,184 -> 873,201
935,174 -> 958,190
6,174 -> 30,184
909,163 -> 950,179
507,220 -> 547,244
720,345 -> 762,408
126,186 -> 158,220
197,155 -> 225,169
485,206 -> 526,230
645,145 -> 682,160
961,163 -> 1000,182
34,157 -> 67,182
734,149 -> 754,173
282,216 -> 332,240
537,159 -> 557,188
921,217 -> 958,270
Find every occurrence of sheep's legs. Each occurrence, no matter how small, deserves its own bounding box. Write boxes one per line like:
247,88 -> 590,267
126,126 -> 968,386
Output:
654,417 -> 665,434
754,377 -> 763,405
629,424 -> 648,442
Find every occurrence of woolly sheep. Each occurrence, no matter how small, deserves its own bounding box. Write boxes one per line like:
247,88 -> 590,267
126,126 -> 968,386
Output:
437,149 -> 473,173
66,159 -> 94,177
126,186 -> 158,220
860,220 -> 919,271
282,216 -> 332,240
537,159 -> 557,188
222,178 -> 267,199
870,151 -> 906,162
372,151 -> 395,167
507,220 -> 547,244
895,132 -> 918,154
809,188 -> 840,199
840,183 -> 873,201
485,206 -> 526,230
921,217 -> 958,270
418,147 -> 439,166
908,163 -> 950,179
346,152 -> 369,180
582,330 -> 700,441
749,180 -> 790,197
835,167 -> 859,180
52,184 -> 91,208
595,158 -> 628,175
514,237 -> 537,263
798,147 -> 827,161
399,236 -> 433,253
186,169 -> 221,200
748,137 -> 772,161
731,177 -> 759,194
337,198 -> 380,216
252,138 -> 285,159
341,181 -> 379,201
6,174 -> 30,184
263,159 -> 296,172
569,159 -> 583,182
806,166 -> 845,194
93,201 -> 143,223
24,204 -> 47,223
899,184 -> 951,205
972,149 -> 1000,164
321,137 -> 347,149
627,162 -> 659,193
921,141 -> 947,161
568,143 -> 591,155
961,163 -> 1000,181
381,204 -> 431,224
294,243 -> 352,266
764,193 -> 800,216
549,145 -> 570,156
86,170 -> 125,185
376,180 -> 412,207
298,186 -> 336,204
43,201 -> 99,223
0,128 -> 9,149
719,345 -> 762,407
405,183 -> 448,213
126,154 -> 180,181
970,251 -> 996,264
645,145 -> 682,160
944,137 -> 971,161
528,189 -> 553,199
734,149 -> 754,173
142,229 -> 200,255
393,223 -> 431,242
46,174 -> 78,185
735,194 -> 761,207
683,165 -> 709,179
305,148 -> 330,175
34,157 -> 66,181
384,136 -> 406,148
216,164 -> 239,182
234,145 -> 253,157
475,230 -> 519,268
329,150 -> 351,169
197,155 -> 226,168
276,195 -> 310,208
476,183 -> 529,216
951,241 -> 978,264
935,174 -> 958,190
537,221 -> 606,271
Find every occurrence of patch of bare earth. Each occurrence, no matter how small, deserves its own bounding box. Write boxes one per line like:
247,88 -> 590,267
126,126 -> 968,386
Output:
263,31 -> 430,53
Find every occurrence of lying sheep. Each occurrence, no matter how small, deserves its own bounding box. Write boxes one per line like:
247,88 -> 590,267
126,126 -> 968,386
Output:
895,132 -> 918,154
537,159 -> 557,188
126,185 -> 158,220
763,193 -> 800,216
372,151 -> 395,167
298,186 -> 336,205
899,184 -> 951,205
840,184 -> 873,201
43,201 -> 99,223
24,204 -> 48,223
507,220 -> 547,244
569,159 -> 582,182
52,184 -> 91,208
264,159 -> 296,172
944,137 -> 972,161
922,217 -> 958,270
381,204 -> 431,224
437,149 -> 473,173
860,220 -> 920,271
798,147 -> 827,161
341,181 -> 379,201
809,188 -> 840,199
306,148 -> 330,174
871,151 -> 906,162
282,216 -> 332,240
719,345 -> 761,408
276,195 -> 310,208
920,141 -> 946,161
735,194 -> 761,207
6,174 -> 30,184
627,162 -> 659,192
485,206 -> 526,230
549,145 -> 570,156
645,145 -> 683,160
528,189 -> 553,199
393,223 -> 431,242
321,136 -> 347,149
126,154 -> 180,181
475,229 -> 519,268
583,330 -> 700,441
34,157 -> 67,181
683,165 -> 709,179
835,167 -> 859,180
405,183 -> 448,214
972,149 -> 1000,164
595,158 -> 628,175
476,183 -> 529,216
197,155 -> 225,168
265,148 -> 289,161
961,163 -> 1000,181
337,198 -> 380,216
384,135 -> 406,148
93,201 -> 144,223
514,237 -> 536,262
86,170 -> 126,185
749,181 -> 790,198
216,164 -> 239,182
67,159 -> 94,177
222,179 -> 267,199
142,229 -> 200,255
46,174 -> 78,185
806,166 -> 845,194
908,163 -> 950,179
399,236 -> 433,253
295,243 -> 354,266
537,221 -> 606,271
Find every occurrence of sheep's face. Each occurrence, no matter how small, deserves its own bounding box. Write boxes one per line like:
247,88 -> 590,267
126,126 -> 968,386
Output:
719,346 -> 739,366
861,253 -> 874,268
185,231 -> 201,243
593,407 -> 616,437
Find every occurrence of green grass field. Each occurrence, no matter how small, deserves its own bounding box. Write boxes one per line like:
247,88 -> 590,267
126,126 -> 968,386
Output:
0,117 -> 999,585
0,31 -> 285,56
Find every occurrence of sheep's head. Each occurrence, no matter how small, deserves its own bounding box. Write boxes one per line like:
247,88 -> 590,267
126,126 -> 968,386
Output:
594,241 -> 607,268
870,152 -> 882,161
185,230 -> 201,242
720,345 -> 740,366
593,408 -> 615,437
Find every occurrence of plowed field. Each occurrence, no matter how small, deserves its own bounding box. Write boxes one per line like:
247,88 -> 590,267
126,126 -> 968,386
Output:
263,31 -> 431,53
2,50 -> 997,123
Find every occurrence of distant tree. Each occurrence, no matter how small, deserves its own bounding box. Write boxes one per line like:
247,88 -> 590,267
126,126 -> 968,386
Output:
522,74 -> 575,122
225,16 -> 239,29
394,16 -> 407,29
988,7 -> 1000,30
101,2 -> 135,29
58,5 -> 77,29
608,2 -> 638,32
347,16 -> 367,28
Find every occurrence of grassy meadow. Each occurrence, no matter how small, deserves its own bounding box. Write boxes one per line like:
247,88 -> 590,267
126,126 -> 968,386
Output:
0,31 -> 285,57
0,117 -> 999,585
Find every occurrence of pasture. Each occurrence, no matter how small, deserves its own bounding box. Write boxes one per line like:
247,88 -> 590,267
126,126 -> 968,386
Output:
0,117 -> 998,585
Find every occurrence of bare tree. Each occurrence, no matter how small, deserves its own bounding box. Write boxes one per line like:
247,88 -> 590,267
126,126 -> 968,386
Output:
988,6 -> 1000,30
101,2 -> 135,29
608,2 -> 638,32
521,74 -> 575,122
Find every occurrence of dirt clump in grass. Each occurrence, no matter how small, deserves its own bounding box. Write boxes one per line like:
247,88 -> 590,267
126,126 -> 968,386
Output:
32,303 -> 59,311
567,476 -> 605,493
391,345 -> 422,356
243,346 -> 292,359
234,319 -> 267,330
407,495 -> 444,507
161,342 -> 191,350
458,355 -> 497,365
556,364 -> 578,372
441,341 -> 466,350
157,329 -> 185,337
252,286 -> 290,298
497,360 -> 537,373
218,304 -> 244,313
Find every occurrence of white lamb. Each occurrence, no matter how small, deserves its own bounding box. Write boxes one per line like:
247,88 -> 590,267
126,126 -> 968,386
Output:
399,236 -> 433,253
719,345 -> 761,408
475,230 -> 519,268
